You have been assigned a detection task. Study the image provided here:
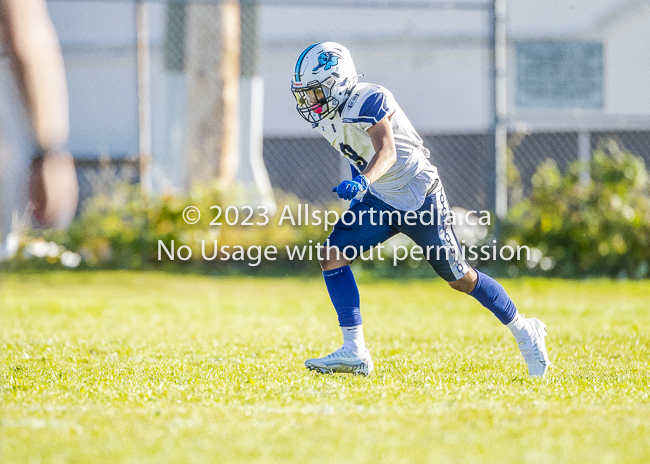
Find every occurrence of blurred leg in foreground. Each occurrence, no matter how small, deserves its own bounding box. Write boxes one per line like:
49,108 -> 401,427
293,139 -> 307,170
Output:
0,0 -> 78,229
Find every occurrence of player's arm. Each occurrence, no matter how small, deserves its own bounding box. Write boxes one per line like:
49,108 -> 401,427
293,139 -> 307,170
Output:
0,0 -> 70,150
0,0 -> 78,228
360,116 -> 396,184
332,116 -> 396,200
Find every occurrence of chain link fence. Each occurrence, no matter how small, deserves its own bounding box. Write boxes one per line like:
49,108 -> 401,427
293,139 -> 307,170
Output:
32,1 -> 650,215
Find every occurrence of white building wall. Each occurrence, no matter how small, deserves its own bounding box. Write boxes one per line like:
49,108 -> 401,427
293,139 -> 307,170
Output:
30,0 -> 650,147
48,2 -> 140,157
604,5 -> 650,115
259,4 -> 491,136
261,0 -> 650,135
506,0 -> 650,131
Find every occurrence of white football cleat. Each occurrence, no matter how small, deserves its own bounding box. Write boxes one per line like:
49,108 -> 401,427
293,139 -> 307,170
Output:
514,317 -> 550,377
305,345 -> 374,376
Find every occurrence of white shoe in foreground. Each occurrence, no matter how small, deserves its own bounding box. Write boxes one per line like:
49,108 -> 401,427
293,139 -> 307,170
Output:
514,317 -> 550,377
305,345 -> 374,376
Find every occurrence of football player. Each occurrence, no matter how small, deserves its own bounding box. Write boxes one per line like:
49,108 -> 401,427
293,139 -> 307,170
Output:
292,42 -> 550,377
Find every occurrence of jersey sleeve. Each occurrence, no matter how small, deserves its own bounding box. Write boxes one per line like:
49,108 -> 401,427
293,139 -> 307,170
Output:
342,88 -> 396,130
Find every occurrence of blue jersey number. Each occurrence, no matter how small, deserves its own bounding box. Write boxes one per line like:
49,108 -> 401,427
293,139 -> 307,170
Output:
339,143 -> 367,169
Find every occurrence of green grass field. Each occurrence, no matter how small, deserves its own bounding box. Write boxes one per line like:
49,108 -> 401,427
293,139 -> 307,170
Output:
1,271 -> 649,463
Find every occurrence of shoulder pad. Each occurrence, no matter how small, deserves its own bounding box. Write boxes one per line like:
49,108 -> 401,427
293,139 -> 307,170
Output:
341,84 -> 394,125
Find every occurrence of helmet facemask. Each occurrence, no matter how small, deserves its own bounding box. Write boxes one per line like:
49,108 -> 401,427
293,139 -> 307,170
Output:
292,76 -> 339,123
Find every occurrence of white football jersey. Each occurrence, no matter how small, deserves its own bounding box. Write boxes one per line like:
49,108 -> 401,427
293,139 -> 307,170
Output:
312,83 -> 439,211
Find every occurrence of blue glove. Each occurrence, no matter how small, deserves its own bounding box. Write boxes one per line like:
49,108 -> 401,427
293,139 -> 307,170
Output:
332,175 -> 370,200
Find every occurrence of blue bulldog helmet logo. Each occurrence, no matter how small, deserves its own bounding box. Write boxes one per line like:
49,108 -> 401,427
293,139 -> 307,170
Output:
312,52 -> 340,73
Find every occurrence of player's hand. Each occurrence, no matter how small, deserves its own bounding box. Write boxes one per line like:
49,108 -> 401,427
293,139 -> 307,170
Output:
30,150 -> 79,229
332,175 -> 370,200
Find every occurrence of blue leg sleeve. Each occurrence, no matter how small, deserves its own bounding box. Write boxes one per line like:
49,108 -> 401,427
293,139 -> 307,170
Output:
323,265 -> 362,327
469,270 -> 517,325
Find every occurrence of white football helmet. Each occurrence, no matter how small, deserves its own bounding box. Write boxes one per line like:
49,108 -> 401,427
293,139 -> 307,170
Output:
291,42 -> 358,123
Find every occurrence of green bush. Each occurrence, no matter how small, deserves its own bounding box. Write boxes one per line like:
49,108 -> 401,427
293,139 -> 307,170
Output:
7,182 -> 339,273
5,180 -> 448,276
502,140 -> 650,278
8,140 -> 649,279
